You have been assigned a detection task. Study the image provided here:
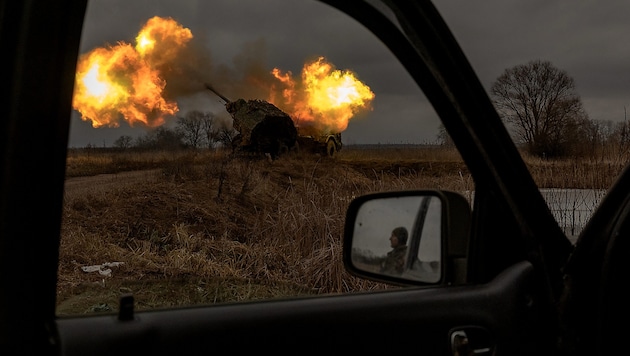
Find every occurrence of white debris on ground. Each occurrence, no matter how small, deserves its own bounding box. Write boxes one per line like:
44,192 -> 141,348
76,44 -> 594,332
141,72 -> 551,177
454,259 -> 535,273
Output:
81,262 -> 125,277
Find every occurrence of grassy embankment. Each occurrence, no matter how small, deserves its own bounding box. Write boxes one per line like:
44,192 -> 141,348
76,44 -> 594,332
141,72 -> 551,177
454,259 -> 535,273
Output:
57,145 -> 626,315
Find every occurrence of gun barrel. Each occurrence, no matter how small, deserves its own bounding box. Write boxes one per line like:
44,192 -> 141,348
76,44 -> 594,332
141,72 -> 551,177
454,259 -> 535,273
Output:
205,84 -> 231,103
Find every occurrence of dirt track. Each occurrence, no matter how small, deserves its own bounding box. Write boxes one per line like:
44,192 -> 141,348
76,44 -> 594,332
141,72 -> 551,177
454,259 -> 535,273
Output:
63,170 -> 160,199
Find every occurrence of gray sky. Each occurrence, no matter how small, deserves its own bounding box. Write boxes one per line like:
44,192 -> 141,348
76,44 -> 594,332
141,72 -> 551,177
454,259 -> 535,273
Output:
69,0 -> 630,147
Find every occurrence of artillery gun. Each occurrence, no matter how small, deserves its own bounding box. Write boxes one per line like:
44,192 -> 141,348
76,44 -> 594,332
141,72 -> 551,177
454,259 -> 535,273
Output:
295,125 -> 343,158
206,84 -> 342,158
205,84 -> 297,159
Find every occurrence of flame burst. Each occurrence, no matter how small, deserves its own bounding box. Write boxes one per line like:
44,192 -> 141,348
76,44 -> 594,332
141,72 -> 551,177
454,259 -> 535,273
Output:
270,56 -> 375,133
74,16 -> 373,135
73,16 -> 192,128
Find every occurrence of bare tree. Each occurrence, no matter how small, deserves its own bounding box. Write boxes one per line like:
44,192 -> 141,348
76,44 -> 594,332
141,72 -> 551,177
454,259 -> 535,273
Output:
113,135 -> 133,149
436,123 -> 454,147
610,118 -> 630,158
136,127 -> 184,150
216,126 -> 237,150
177,110 -> 210,148
491,60 -> 588,157
200,111 -> 216,148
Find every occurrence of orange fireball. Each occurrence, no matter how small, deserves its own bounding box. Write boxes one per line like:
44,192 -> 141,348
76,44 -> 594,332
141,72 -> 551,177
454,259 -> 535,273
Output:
270,56 -> 375,133
73,16 -> 191,128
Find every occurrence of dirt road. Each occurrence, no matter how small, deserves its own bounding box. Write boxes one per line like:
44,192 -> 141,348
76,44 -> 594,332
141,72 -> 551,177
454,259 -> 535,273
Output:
63,170 -> 161,199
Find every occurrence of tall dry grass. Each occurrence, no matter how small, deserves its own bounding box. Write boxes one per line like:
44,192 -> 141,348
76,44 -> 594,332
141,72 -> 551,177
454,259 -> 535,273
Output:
57,145 -> 624,315
522,154 -> 626,189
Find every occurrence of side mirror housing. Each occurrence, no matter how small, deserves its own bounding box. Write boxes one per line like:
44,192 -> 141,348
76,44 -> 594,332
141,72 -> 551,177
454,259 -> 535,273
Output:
343,190 -> 471,286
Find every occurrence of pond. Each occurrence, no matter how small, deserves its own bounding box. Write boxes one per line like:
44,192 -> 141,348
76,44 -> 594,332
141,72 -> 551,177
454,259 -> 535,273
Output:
465,189 -> 607,243
539,188 -> 607,243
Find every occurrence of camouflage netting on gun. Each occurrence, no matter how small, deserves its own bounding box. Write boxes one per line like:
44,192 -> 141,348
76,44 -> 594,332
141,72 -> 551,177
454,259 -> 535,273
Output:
226,98 -> 297,157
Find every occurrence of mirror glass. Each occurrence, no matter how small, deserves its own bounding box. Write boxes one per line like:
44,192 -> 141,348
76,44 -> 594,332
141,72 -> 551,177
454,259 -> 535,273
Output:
350,195 -> 442,283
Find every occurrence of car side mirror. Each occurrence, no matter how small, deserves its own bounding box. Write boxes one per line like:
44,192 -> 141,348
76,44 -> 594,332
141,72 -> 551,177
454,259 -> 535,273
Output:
343,190 -> 471,286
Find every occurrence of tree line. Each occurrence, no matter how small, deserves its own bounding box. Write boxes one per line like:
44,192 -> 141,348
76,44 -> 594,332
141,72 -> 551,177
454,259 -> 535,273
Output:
114,60 -> 629,159
439,59 -> 630,159
112,110 -> 236,150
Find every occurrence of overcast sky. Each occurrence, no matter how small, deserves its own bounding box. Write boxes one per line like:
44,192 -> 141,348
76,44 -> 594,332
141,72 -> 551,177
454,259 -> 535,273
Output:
69,0 -> 630,148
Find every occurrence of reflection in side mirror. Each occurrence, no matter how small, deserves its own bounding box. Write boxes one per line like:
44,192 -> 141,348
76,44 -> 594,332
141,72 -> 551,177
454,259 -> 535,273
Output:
349,195 -> 441,283
344,190 -> 471,285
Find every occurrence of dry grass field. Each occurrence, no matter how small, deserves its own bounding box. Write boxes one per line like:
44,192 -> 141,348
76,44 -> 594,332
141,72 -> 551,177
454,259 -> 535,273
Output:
56,145 -> 626,315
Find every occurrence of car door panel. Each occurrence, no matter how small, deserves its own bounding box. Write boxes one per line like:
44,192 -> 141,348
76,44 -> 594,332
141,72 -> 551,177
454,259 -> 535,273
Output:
0,0 -> 584,355
57,261 -> 536,355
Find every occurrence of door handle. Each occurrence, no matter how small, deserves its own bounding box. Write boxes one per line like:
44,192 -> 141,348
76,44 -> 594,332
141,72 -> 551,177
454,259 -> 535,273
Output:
450,329 -> 493,355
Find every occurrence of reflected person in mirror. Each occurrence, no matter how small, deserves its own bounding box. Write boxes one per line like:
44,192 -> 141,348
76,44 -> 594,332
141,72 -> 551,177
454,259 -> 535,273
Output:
380,227 -> 408,275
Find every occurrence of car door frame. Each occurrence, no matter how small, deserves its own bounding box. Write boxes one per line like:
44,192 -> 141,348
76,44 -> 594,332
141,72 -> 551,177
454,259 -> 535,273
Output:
0,1 -> 88,355
1,0 -> 578,355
